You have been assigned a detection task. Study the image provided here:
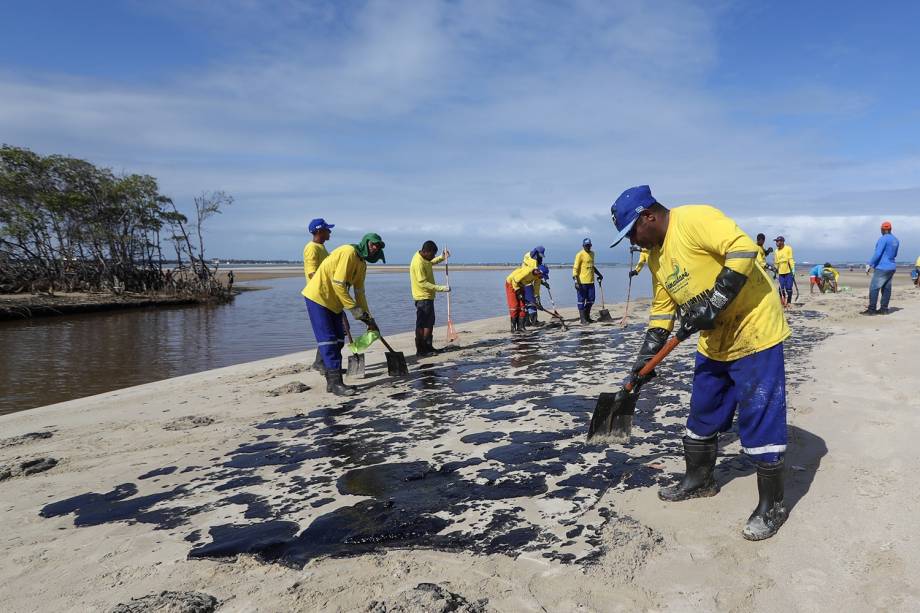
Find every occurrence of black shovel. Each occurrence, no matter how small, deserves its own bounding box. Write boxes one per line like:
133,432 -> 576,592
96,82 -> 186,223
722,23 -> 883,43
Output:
597,278 -> 613,322
586,336 -> 681,444
342,316 -> 365,379
378,333 -> 409,376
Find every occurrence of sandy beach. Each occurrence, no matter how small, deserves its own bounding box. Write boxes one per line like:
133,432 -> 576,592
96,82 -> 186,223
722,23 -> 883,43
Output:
2,274 -> 919,612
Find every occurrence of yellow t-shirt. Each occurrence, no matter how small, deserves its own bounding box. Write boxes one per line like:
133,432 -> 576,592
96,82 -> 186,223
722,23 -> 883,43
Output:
756,245 -> 767,267
304,245 -> 370,314
774,245 -> 795,275
915,256 -> 920,267
823,266 -> 839,281
647,205 -> 790,362
634,249 -> 649,274
572,249 -> 596,283
302,241 -> 329,293
506,265 -> 539,291
409,252 -> 446,300
522,251 -> 542,296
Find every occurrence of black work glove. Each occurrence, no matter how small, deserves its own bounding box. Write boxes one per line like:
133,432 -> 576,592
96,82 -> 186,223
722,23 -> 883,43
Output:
677,267 -> 747,341
541,281 -> 551,290
764,247 -> 774,256
628,269 -> 639,278
626,327 -> 670,389
596,272 -> 604,281
365,317 -> 379,332
534,298 -> 543,310
515,290 -> 525,304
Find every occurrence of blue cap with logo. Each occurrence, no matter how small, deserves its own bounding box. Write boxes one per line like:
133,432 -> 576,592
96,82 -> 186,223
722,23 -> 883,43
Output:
610,185 -> 657,247
308,218 -> 335,233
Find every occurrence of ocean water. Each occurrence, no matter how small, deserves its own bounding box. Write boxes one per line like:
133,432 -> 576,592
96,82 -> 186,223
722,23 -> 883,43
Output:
0,266 -> 650,414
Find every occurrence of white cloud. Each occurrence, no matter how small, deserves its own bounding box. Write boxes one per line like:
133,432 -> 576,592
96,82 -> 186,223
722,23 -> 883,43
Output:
1,0 -> 918,261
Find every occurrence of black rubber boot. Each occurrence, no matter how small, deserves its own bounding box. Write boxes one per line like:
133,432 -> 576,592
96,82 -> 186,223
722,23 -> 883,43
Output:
742,460 -> 788,541
579,310 -> 588,324
311,348 -> 327,375
415,331 -> 433,357
425,332 -> 442,354
325,371 -> 356,396
510,317 -> 518,333
658,436 -> 720,501
584,305 -> 593,323
517,315 -> 527,331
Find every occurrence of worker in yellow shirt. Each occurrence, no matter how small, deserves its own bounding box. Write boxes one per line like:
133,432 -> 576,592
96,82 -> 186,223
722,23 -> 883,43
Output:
521,246 -> 545,327
913,256 -> 920,286
573,238 -> 604,323
610,185 -> 790,541
772,236 -> 795,306
505,263 -> 547,332
755,233 -> 774,269
628,247 -> 649,278
820,263 -> 840,293
304,233 -> 385,396
302,218 -> 335,373
409,240 -> 450,356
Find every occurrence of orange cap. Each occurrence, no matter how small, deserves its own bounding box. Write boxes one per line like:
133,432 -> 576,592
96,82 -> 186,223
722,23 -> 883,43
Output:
881,221 -> 892,230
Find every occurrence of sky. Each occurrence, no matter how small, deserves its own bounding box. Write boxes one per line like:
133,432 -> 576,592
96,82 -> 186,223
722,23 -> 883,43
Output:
1,0 -> 919,264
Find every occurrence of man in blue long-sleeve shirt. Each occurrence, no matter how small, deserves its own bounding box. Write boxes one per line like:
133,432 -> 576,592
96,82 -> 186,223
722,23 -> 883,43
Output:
862,221 -> 899,315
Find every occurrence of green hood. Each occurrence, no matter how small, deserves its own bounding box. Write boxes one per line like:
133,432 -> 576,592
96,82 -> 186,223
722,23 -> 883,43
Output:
353,232 -> 386,263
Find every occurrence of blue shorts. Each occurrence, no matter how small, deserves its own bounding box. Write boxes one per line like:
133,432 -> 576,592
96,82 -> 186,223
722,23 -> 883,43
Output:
304,298 -> 345,370
778,273 -> 794,293
687,342 -> 787,463
576,282 -> 595,310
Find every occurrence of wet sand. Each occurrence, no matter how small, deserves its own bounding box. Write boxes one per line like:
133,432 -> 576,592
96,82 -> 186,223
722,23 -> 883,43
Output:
2,288 -> 919,611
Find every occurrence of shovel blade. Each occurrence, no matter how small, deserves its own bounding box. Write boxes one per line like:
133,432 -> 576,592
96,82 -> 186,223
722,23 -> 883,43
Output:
598,308 -> 613,322
586,389 -> 638,444
385,351 -> 409,376
347,354 -> 365,378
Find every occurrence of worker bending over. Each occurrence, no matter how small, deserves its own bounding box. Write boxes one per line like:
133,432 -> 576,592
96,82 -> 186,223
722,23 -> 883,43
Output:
304,233 -> 385,396
611,185 -> 791,541
506,263 -> 547,333
522,246 -> 546,327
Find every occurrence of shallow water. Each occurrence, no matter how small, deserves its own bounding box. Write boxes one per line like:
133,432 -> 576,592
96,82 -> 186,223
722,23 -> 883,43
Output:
0,266 -> 650,414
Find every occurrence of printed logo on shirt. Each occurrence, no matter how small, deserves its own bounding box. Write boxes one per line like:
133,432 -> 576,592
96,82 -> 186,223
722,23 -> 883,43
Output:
665,261 -> 691,293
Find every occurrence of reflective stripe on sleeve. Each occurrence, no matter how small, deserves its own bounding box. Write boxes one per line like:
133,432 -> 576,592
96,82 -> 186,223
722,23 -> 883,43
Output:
649,314 -> 676,321
725,251 -> 758,259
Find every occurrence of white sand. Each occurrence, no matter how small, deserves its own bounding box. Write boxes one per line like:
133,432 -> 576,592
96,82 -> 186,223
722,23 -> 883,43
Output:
2,281 -> 919,612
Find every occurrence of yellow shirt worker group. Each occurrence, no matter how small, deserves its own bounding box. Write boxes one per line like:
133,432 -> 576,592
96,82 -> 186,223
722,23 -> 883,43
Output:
572,238 -> 604,323
409,240 -> 450,356
302,224 -> 385,397
610,185 -> 790,542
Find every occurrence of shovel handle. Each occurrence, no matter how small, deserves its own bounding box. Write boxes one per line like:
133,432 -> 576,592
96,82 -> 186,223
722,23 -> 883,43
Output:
625,336 -> 681,392
378,335 -> 397,353
341,313 -> 355,343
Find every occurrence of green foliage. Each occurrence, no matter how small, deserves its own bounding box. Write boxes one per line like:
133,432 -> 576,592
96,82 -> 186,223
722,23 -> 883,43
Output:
0,144 -> 230,298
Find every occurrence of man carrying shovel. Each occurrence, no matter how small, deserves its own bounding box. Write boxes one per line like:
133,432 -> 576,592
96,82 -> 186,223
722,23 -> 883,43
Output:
304,233 -> 386,396
409,240 -> 451,356
609,185 -> 791,541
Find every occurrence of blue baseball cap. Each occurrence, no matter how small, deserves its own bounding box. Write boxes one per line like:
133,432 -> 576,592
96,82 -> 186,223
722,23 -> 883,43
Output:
308,218 -> 335,233
536,264 -> 549,278
610,185 -> 657,247
583,237 -> 592,246
531,245 -> 545,257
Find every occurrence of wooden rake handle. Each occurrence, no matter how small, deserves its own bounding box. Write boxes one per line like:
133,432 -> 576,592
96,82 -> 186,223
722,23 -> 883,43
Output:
624,336 -> 681,393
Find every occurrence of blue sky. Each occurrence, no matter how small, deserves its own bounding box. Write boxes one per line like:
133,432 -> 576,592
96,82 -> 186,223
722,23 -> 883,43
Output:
2,0 -> 919,263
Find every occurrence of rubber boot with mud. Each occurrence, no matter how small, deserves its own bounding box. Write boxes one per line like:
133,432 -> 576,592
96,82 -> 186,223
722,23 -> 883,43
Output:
325,370 -> 356,396
584,305 -> 593,323
415,331 -> 434,357
510,317 -> 518,333
517,315 -> 527,332
579,310 -> 588,324
424,331 -> 442,354
742,459 -> 787,541
311,348 -> 327,375
658,435 -> 720,501
530,312 -> 544,327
